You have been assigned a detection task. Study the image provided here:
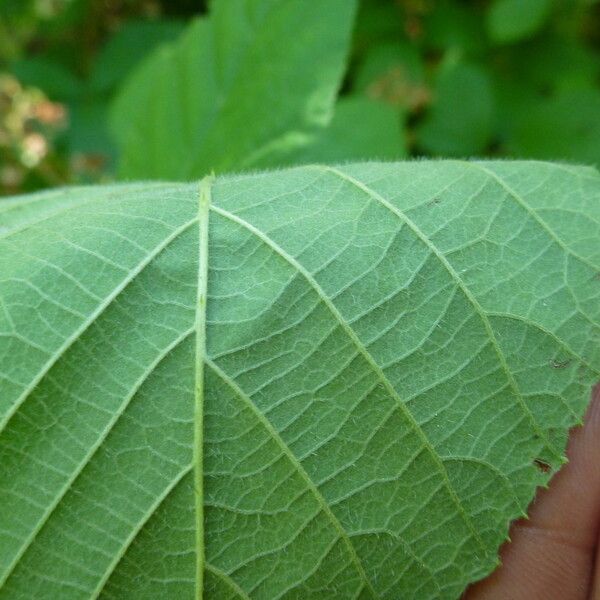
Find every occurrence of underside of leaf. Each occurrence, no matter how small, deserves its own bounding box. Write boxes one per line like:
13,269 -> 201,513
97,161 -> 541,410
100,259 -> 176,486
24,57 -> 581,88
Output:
0,161 -> 598,599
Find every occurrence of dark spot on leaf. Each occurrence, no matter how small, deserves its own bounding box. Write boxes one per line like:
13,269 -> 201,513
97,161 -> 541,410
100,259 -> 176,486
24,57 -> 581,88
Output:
427,197 -> 442,206
533,458 -> 551,473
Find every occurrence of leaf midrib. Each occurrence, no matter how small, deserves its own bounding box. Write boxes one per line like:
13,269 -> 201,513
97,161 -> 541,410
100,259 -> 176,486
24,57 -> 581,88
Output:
194,177 -> 212,600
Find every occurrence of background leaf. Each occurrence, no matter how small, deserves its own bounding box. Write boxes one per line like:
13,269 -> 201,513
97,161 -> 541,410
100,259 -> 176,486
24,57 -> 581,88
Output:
89,20 -> 186,95
281,97 -> 407,165
487,0 -> 552,44
354,41 -> 426,109
110,0 -> 358,179
10,57 -> 82,101
3,0 -> 600,195
423,1 -> 488,54
507,89 -> 600,164
417,63 -> 495,156
0,161 -> 598,598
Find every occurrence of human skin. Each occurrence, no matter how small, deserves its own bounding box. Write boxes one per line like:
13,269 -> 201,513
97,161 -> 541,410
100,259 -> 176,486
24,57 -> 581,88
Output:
466,384 -> 600,600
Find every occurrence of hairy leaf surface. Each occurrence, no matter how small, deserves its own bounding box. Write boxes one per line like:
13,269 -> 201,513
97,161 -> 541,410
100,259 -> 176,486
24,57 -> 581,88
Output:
0,161 -> 599,599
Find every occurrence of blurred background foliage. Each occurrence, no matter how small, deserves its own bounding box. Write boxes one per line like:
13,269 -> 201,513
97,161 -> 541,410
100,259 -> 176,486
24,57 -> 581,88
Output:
1,0 -> 599,195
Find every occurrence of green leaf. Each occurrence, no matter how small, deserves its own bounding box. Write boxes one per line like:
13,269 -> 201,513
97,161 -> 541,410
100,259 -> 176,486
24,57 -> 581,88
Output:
355,42 -> 423,92
0,161 -> 599,598
66,98 -> 115,166
110,0 -> 358,179
505,35 -> 600,93
282,97 -> 406,164
423,1 -> 487,54
487,0 -> 552,44
418,63 -> 495,156
9,57 -> 82,101
507,89 -> 600,166
89,20 -> 186,94
352,0 -> 403,49
354,42 -> 427,110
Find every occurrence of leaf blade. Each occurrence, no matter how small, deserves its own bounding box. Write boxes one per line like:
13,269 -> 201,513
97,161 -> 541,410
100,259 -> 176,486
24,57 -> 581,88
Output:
0,161 -> 598,598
